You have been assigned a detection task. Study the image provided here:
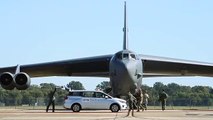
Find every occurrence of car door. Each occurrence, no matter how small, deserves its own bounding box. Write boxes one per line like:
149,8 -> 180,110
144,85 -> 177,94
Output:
81,91 -> 95,109
93,92 -> 112,109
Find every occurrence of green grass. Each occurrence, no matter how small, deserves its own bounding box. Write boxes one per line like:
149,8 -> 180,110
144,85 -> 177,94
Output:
0,105 -> 64,110
147,106 -> 213,110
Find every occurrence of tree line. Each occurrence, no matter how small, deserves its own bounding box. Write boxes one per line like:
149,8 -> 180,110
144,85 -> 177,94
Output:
0,81 -> 85,106
96,81 -> 213,106
0,81 -> 213,106
142,82 -> 213,106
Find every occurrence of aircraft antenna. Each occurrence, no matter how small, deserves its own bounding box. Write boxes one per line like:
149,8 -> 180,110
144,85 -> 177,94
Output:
123,1 -> 128,50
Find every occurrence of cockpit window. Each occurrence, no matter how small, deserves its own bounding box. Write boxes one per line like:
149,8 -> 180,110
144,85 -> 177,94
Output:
116,52 -> 136,60
116,53 -> 122,60
123,53 -> 129,59
130,54 -> 136,60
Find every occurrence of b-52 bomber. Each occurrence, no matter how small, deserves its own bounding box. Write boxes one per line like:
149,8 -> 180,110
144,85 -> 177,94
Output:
0,2 -> 213,97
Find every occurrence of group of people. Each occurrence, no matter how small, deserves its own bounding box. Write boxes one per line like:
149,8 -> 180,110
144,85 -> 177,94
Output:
134,89 -> 149,112
126,88 -> 168,117
126,89 -> 149,116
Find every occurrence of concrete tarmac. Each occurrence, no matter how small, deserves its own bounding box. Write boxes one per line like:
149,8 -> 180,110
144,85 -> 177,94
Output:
0,109 -> 213,120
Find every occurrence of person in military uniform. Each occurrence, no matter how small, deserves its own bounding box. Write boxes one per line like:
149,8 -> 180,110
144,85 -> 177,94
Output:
142,90 -> 149,110
126,91 -> 136,117
158,89 -> 168,111
134,89 -> 143,112
46,87 -> 57,112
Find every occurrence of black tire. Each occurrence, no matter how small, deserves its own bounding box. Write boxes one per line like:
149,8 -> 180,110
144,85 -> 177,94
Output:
110,104 -> 120,112
71,103 -> 81,112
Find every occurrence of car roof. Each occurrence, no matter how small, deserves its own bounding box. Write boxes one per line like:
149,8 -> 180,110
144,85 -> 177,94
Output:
68,90 -> 113,97
69,90 -> 103,92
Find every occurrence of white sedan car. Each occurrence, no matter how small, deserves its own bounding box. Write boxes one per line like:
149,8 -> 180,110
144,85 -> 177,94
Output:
64,90 -> 127,112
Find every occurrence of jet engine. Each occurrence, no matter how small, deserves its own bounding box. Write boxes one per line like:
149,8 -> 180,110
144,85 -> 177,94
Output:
0,72 -> 15,90
14,72 -> 31,90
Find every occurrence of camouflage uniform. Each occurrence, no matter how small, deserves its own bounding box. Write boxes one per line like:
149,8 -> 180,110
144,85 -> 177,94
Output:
126,92 -> 136,117
46,87 -> 56,112
143,92 -> 149,110
134,89 -> 143,112
159,90 -> 168,111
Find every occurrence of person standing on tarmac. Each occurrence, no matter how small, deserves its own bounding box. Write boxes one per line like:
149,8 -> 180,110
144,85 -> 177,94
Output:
134,89 -> 143,112
126,91 -> 136,117
158,89 -> 168,111
46,87 -> 57,112
142,90 -> 149,110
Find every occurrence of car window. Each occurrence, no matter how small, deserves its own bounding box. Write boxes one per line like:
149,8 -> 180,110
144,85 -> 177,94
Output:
95,92 -> 112,99
95,92 -> 105,98
69,92 -> 83,96
83,91 -> 94,97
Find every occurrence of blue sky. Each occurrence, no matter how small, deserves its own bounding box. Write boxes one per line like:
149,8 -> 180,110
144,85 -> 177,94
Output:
0,0 -> 213,90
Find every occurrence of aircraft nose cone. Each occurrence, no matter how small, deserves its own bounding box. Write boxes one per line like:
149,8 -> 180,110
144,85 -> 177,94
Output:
122,60 -> 135,77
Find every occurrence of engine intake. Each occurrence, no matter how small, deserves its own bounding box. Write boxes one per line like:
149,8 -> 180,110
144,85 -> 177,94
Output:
14,72 -> 31,90
0,72 -> 15,90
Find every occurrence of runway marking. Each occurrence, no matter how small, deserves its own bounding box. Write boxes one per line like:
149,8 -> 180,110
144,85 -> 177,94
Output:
1,116 -> 136,120
185,113 -> 199,116
0,109 -> 213,120
204,114 -> 213,116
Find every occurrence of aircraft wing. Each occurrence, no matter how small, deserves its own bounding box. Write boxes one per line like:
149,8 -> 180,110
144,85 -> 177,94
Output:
0,55 -> 113,77
140,54 -> 213,77
1,54 -> 213,78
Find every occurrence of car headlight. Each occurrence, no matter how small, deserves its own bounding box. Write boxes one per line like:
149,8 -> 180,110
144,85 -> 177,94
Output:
119,100 -> 126,104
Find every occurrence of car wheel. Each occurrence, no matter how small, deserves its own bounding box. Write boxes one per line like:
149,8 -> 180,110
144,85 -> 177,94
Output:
71,103 -> 81,112
110,104 -> 120,112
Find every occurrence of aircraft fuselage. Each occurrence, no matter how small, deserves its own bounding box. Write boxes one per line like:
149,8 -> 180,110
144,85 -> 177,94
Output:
109,50 -> 143,96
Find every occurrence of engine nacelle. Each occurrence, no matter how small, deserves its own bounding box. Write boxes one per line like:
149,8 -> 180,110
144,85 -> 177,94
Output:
0,72 -> 15,90
14,72 -> 31,90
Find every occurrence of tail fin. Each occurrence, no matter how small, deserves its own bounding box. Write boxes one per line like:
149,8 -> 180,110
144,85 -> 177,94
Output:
123,1 -> 128,50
